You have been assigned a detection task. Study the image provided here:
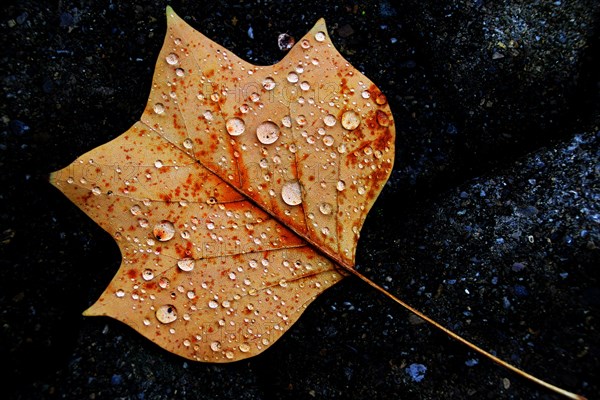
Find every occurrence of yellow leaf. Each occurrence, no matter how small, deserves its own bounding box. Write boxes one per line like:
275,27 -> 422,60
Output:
50,7 -> 395,362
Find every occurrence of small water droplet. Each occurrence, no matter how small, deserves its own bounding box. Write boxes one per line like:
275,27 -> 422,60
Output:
226,117 -> 246,136
319,202 -> 333,215
130,205 -> 141,215
183,138 -> 193,149
154,160 -> 163,168
156,305 -> 177,324
208,300 -> 219,309
177,258 -> 195,272
175,68 -> 185,77
203,110 -> 214,121
207,197 -> 217,205
159,277 -> 170,289
153,221 -> 175,241
324,114 -> 336,127
153,103 -> 165,114
341,110 -> 361,130
336,180 -> 346,191
299,81 -> 310,91
228,272 -> 236,280
287,72 -> 299,83
361,90 -> 370,99
210,341 -> 221,352
357,186 -> 366,195
315,31 -> 326,42
301,39 -> 311,49
281,181 -> 302,206
262,77 -> 276,90
210,93 -> 220,102
375,93 -> 387,105
321,227 -> 330,235
256,121 -> 280,144
115,289 -> 125,298
249,260 -> 258,268
225,351 -> 234,359
142,269 -> 154,281
138,218 -> 149,228
91,186 -> 101,195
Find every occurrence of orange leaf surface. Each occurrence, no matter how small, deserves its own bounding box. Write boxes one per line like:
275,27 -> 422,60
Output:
49,7 -> 395,362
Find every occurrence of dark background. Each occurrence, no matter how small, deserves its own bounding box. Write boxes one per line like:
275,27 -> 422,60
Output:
1,1 -> 599,399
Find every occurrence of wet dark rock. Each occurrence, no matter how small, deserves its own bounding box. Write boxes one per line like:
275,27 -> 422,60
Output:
1,1 -> 598,400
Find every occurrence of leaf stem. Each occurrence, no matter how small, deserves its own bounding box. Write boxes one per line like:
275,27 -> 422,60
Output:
343,267 -> 587,400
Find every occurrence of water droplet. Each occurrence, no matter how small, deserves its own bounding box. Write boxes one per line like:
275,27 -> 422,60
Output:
324,114 -> 336,127
319,202 -> 333,215
336,180 -> 346,191
166,53 -> 179,65
296,115 -> 307,125
341,110 -> 361,130
159,277 -> 170,289
138,218 -> 149,228
301,39 -> 311,49
323,135 -> 334,146
208,300 -> 219,309
287,72 -> 299,83
187,291 -> 196,299
142,269 -> 154,281
115,289 -> 125,298
91,187 -> 101,195
129,205 -> 141,216
153,103 -> 165,114
226,117 -> 246,136
177,258 -> 195,272
225,351 -> 234,359
207,197 -> 217,205
315,31 -> 326,42
239,343 -> 251,353
203,110 -> 213,121
321,227 -> 330,235
210,92 -> 220,102
281,115 -> 292,128
228,272 -> 236,280
361,90 -> 371,99
239,103 -> 250,113
376,110 -> 390,127
175,68 -> 185,77
154,160 -> 163,168
153,220 -> 175,241
249,260 -> 258,268
375,93 -> 388,105
183,138 -> 193,149
262,77 -> 276,90
281,181 -> 302,206
156,305 -> 177,324
250,92 -> 260,102
210,341 -> 221,351
299,81 -> 310,91
357,186 -> 366,195
206,221 -> 215,230
256,121 -> 280,144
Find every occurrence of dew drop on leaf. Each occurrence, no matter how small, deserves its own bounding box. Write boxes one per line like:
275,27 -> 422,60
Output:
324,114 -> 336,127
341,110 -> 360,130
153,220 -> 175,241
256,121 -> 280,144
226,117 -> 246,136
156,305 -> 178,324
314,31 -> 326,42
319,202 -> 333,215
153,103 -> 165,114
177,258 -> 195,272
281,181 -> 302,206
165,53 -> 179,65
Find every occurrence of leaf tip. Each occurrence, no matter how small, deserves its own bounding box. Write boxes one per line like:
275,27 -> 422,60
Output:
82,301 -> 104,317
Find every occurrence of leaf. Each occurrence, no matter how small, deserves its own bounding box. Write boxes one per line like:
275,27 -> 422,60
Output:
49,7 -> 395,362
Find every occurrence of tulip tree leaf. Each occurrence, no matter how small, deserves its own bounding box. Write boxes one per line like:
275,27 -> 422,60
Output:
50,7 -> 395,362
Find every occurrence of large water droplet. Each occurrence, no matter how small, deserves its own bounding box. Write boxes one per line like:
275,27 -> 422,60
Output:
153,103 -> 165,114
156,305 -> 178,324
315,31 -> 326,42
166,53 -> 179,65
226,117 -> 246,136
376,110 -> 390,127
177,258 -> 195,272
319,202 -> 333,215
324,114 -> 336,127
262,77 -> 276,90
341,110 -> 361,130
153,221 -> 175,241
287,72 -> 299,83
256,121 -> 280,144
281,181 -> 302,206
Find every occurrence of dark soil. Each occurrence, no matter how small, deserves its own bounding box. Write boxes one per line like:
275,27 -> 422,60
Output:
1,1 -> 599,399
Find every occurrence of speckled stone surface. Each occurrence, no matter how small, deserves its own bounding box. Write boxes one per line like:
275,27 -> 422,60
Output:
1,1 -> 598,399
